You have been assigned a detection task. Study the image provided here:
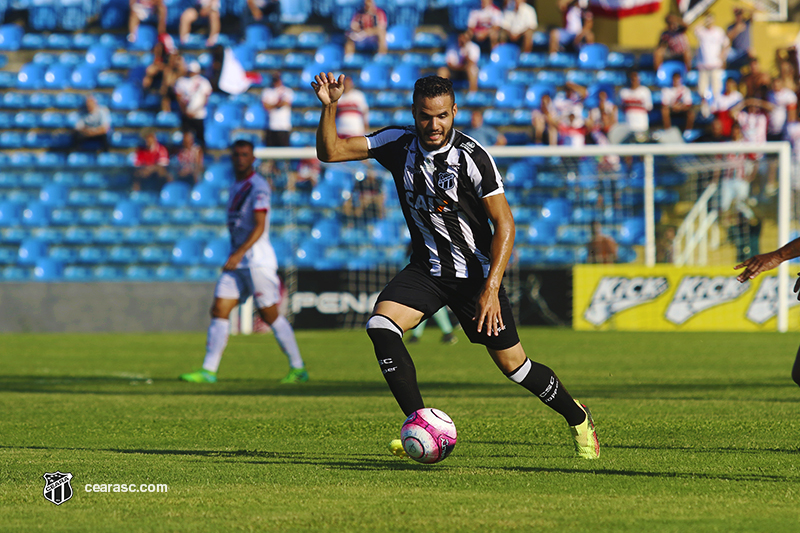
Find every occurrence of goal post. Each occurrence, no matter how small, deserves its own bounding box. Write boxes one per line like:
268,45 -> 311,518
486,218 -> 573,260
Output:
250,141 -> 793,333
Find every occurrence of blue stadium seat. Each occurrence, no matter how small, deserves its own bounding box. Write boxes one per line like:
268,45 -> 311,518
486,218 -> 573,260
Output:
565,70 -> 595,86
490,43 -> 520,69
125,265 -> 156,280
53,92 -> 82,109
33,258 -> 63,280
212,102 -> 243,129
93,227 -> 125,245
507,70 -> 536,85
49,245 -> 78,262
110,51 -> 137,69
171,237 -> 204,265
85,43 -> 113,70
525,220 -> 557,245
332,0 -> 361,30
232,43 -> 256,71
32,51 -> 57,65
39,183 -> 68,206
30,0 -> 58,30
124,227 -> 156,244
656,60 -> 687,88
578,43 -> 608,70
190,182 -> 220,207
243,103 -> 266,129
154,110 -> 180,128
49,208 -> 78,226
0,24 -> 23,51
17,238 -> 49,264
59,0 -> 90,31
638,70 -> 657,87
448,0 -> 480,30
107,245 -> 137,264
138,245 -> 170,263
617,217 -> 645,245
483,109 -> 511,127
525,83 -> 556,107
541,198 -> 571,223
310,217 -> 341,242
111,200 -> 140,226
17,63 -> 46,89
413,32 -> 443,49
245,24 -> 271,49
607,51 -> 635,69
78,208 -> 110,226
0,201 -> 22,226
128,24 -> 157,51
43,63 -> 72,89
160,182 -> 191,207
202,237 -> 230,266
255,52 -> 282,69
203,162 -> 233,189
535,70 -> 566,86
544,246 -> 576,264
386,25 -> 414,51
71,33 -> 98,49
125,110 -> 154,128
2,91 -> 27,108
62,265 -> 92,280
110,131 -> 140,148
289,131 -> 314,147
29,92 -> 54,108
205,123 -> 231,150
548,52 -> 577,69
296,30 -> 325,49
313,43 -> 343,70
77,246 -> 107,264
52,171 -> 81,187
111,82 -> 142,110
504,161 -> 536,189
70,62 -> 98,89
92,266 -> 124,280
67,152 -> 96,166
14,111 -> 38,128
96,152 -> 128,167
21,201 -> 50,227
495,83 -> 525,109
478,64 -> 508,89
154,226 -> 185,243
595,69 -> 626,86
359,62 -> 390,90
519,52 -> 547,68
389,64 -> 419,90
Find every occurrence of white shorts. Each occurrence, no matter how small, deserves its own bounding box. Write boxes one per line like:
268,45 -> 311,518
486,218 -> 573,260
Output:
214,267 -> 281,309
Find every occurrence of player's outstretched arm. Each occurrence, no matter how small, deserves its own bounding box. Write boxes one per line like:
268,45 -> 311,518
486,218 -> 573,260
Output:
474,193 -> 515,336
311,72 -> 369,163
734,237 -> 800,283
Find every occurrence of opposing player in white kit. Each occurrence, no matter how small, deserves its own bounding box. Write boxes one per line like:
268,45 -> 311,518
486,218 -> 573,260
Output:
180,140 -> 308,384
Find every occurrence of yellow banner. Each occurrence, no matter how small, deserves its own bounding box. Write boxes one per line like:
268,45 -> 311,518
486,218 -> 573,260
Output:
573,265 -> 800,331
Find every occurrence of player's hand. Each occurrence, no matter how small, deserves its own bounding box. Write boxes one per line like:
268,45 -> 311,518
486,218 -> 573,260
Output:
311,72 -> 345,106
474,286 -> 504,337
223,251 -> 244,271
734,251 -> 783,282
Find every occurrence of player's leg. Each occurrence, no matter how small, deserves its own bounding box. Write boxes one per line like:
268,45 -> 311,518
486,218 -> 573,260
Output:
408,318 -> 426,342
430,307 -> 457,344
791,345 -> 800,387
250,268 -> 307,383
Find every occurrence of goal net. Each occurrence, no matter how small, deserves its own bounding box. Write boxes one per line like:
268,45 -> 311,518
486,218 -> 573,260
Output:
244,141 -> 793,333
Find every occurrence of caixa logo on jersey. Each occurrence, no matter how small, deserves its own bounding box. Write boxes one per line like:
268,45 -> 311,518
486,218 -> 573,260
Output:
584,276 -> 669,326
43,471 -> 73,506
746,276 -> 800,324
665,276 -> 750,325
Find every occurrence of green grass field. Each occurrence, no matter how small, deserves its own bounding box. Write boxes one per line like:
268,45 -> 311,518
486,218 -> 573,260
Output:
2,328 -> 800,532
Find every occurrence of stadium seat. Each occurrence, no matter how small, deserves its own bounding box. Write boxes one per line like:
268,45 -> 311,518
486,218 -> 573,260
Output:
386,25 -> 414,51
525,220 -> 557,245
525,83 -> 556,107
243,103 -> 267,129
413,31 -> 443,49
43,63 -> 73,89
78,208 -> 110,226
32,257 -> 62,281
490,43 -> 520,69
0,24 -> 23,51
0,201 -> 22,226
128,24 -> 157,51
245,24 -> 271,49
14,111 -> 38,129
111,82 -> 142,110
136,245 -> 169,264
28,92 -> 54,109
125,265 -> 155,280
504,161 -> 536,189
255,52 -> 282,69
17,63 -> 46,89
296,30 -> 325,49
544,246 -> 576,264
124,227 -> 156,244
21,201 -> 51,227
617,217 -> 645,245
656,60 -> 687,88
204,124 -> 231,150
106,245 -> 137,264
289,131 -> 314,147
478,64 -> 508,89
70,62 -> 98,89
85,43 -> 113,70
17,238 -> 49,264
541,198 -> 571,223
71,33 -> 98,49
313,43 -> 343,70
390,64 -> 419,90
519,52 -> 547,68
30,0 -> 58,30
212,102 -> 243,129
111,201 -> 140,226
39,184 -> 68,207
160,182 -> 191,207
59,0 -> 90,31
171,238 -> 204,265
189,182 -> 220,207
359,62 -> 390,90
203,162 -> 233,189
202,238 -> 231,266
578,43 -> 608,70
495,83 -> 525,109
535,70 -> 566,86
547,52 -> 577,69
566,70 -> 595,86
607,51 -> 635,69
77,246 -> 107,264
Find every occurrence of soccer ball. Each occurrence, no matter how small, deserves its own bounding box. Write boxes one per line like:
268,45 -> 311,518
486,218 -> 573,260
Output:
401,408 -> 457,464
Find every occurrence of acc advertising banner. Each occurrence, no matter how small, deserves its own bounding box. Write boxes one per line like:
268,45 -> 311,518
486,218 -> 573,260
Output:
573,265 -> 800,331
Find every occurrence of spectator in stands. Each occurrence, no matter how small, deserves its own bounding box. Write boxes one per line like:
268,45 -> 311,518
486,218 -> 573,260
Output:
694,13 -> 730,112
128,0 -> 166,44
557,111 -> 587,147
777,56 -> 797,93
549,0 -> 594,55
712,76 -> 743,137
174,130 -> 204,185
142,38 -> 178,112
287,158 -> 320,192
261,72 -> 293,147
654,13 -> 692,72
726,5 -> 754,70
343,170 -> 385,225
132,128 -> 171,191
660,72 -> 695,132
174,60 -> 212,148
586,221 -> 618,264
71,94 -> 111,152
716,122 -> 750,214
657,226 -> 675,264
243,0 -> 282,37
206,44 -> 225,93
742,56 -> 771,99
619,71 -> 653,141
767,76 -> 797,141
438,31 -> 480,94
466,0 -> 502,54
464,110 -> 506,146
587,89 -> 618,134
697,117 -> 729,142
731,97 -> 773,195
179,0 -> 221,47
531,93 -> 557,145
499,0 -> 537,53
344,0 -> 388,57
336,76 -> 369,138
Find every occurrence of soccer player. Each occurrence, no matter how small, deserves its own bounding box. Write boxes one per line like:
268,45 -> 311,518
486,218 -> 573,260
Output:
180,140 -> 308,385
735,241 -> 800,387
311,73 -> 599,459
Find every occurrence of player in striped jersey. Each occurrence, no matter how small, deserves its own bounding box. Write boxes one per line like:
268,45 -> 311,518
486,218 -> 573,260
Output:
180,140 -> 308,385
312,73 -> 599,459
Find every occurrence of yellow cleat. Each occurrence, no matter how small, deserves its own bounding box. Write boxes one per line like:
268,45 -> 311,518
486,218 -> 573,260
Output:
388,439 -> 407,458
570,400 -> 600,459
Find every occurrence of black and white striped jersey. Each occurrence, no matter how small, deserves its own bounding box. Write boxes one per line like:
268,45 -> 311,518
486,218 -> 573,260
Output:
366,125 -> 506,279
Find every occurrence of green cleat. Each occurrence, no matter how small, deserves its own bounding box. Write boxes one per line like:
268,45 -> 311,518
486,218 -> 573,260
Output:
388,439 -> 407,458
280,367 -> 309,384
179,369 -> 217,383
570,400 -> 599,460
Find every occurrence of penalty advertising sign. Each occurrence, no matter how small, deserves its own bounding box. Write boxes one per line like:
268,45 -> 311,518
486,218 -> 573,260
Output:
574,265 -> 800,331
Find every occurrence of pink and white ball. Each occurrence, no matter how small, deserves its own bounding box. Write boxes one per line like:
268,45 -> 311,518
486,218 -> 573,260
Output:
401,408 -> 457,464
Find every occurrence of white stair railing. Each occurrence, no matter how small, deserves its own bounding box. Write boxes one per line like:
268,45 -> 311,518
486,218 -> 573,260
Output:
673,182 -> 719,266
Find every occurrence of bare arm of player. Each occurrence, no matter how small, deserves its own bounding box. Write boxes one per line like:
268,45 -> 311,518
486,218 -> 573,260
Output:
223,210 -> 266,271
734,237 -> 800,284
475,193 -> 515,336
312,73 -> 370,163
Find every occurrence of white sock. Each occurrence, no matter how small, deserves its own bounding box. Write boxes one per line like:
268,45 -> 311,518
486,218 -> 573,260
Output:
271,316 -> 304,369
202,318 -> 229,373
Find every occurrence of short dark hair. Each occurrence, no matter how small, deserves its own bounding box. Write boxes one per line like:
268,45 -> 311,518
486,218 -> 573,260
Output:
231,139 -> 255,152
413,76 -> 455,106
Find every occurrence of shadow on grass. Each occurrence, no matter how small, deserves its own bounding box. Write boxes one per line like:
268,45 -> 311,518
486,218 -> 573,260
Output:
4,445 -> 798,481
0,375 -> 797,402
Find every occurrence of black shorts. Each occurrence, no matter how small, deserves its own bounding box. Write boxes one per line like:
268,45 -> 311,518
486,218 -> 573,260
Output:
376,263 -> 520,351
